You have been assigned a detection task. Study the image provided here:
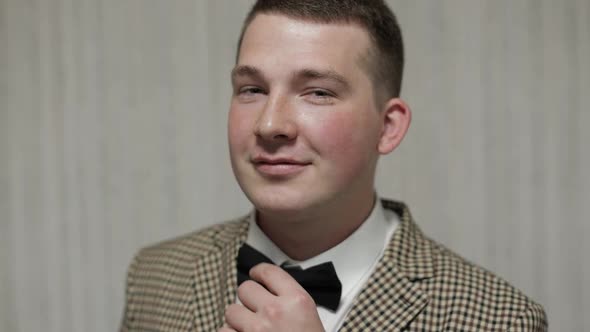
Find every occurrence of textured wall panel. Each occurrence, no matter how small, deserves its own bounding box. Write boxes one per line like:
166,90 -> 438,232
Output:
1,0 -> 588,331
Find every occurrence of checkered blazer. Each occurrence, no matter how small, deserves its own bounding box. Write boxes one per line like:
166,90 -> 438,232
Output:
120,200 -> 547,331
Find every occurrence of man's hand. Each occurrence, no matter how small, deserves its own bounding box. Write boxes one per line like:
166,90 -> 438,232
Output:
220,263 -> 325,332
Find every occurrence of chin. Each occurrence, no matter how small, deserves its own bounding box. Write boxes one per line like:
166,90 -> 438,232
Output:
244,187 -> 323,217
249,192 -> 307,213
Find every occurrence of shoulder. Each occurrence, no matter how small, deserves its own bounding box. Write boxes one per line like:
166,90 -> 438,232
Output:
423,236 -> 547,331
122,216 -> 248,297
119,217 -> 248,330
129,216 -> 248,276
381,199 -> 547,331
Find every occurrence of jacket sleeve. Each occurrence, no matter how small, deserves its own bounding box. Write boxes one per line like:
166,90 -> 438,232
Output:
119,254 -> 141,332
508,302 -> 548,332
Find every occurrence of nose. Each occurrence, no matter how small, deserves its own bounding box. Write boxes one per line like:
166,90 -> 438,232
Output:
254,94 -> 297,141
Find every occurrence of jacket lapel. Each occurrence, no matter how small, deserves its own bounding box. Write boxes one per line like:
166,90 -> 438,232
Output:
187,200 -> 434,331
339,200 -> 435,331
190,218 -> 249,331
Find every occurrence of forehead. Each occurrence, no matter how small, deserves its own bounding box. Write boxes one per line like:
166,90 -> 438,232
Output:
237,14 -> 373,80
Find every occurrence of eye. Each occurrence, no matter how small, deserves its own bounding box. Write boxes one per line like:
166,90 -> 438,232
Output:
304,89 -> 336,105
239,86 -> 265,95
236,86 -> 266,103
312,90 -> 331,97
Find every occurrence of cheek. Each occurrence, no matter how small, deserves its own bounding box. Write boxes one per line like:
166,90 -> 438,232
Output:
228,107 -> 253,150
305,111 -> 377,164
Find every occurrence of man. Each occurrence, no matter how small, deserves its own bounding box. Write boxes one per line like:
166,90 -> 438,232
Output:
120,1 -> 547,331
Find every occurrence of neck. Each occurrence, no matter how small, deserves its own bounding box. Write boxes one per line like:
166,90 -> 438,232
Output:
256,192 -> 376,261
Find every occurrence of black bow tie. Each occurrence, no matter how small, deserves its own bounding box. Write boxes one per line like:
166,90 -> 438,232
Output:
237,243 -> 342,311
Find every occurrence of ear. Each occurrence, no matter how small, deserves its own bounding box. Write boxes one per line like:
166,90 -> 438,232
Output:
377,98 -> 412,155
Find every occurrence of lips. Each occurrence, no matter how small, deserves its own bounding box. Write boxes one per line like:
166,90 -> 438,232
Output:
251,156 -> 311,177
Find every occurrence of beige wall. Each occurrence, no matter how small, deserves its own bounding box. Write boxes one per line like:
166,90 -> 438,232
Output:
1,0 -> 588,331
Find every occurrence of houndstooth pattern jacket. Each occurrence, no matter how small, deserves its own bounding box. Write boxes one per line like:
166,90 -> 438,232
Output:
120,200 -> 547,331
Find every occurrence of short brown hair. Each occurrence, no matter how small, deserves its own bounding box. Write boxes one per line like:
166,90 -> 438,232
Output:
237,0 -> 404,99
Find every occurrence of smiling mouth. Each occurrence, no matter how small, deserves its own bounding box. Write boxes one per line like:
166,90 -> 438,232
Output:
251,157 -> 311,177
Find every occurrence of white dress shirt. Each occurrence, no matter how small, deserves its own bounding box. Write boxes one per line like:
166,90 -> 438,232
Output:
242,197 -> 399,332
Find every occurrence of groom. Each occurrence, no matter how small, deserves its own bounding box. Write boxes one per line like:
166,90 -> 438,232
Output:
120,1 -> 547,331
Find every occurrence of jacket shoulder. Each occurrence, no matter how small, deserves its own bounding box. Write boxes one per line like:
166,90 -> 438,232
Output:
136,217 -> 247,264
120,217 -> 248,331
421,237 -> 547,331
127,217 -> 248,284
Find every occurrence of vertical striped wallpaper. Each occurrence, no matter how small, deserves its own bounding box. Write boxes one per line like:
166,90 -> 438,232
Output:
1,0 -> 588,331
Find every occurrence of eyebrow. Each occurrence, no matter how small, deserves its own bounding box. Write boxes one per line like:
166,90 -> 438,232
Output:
231,65 -> 351,90
295,68 -> 350,90
231,65 -> 265,82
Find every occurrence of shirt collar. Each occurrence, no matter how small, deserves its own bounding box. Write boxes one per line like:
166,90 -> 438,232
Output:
246,195 -> 399,299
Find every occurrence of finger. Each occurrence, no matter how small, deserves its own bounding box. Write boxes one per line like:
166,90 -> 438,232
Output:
249,263 -> 306,297
224,303 -> 257,332
238,279 -> 276,312
218,324 -> 238,332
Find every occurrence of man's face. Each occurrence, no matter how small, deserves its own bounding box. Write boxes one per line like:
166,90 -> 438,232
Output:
229,14 -> 385,218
